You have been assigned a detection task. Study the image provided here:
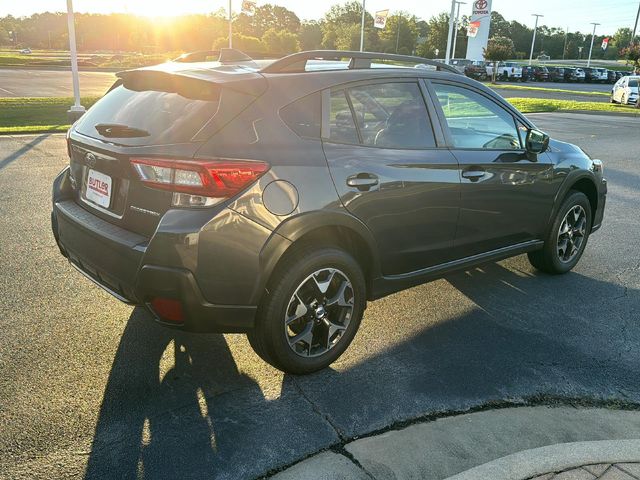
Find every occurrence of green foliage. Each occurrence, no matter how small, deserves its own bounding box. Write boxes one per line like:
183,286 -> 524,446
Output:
235,4 -> 300,38
299,21 -> 323,51
416,12 -> 449,58
620,43 -> 640,69
262,28 -> 300,54
321,1 -> 379,51
378,13 -> 419,55
212,34 -> 266,53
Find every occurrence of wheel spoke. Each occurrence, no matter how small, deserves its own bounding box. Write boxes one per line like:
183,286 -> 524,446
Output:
288,323 -> 314,353
326,279 -> 353,308
311,269 -> 335,295
286,294 -> 308,325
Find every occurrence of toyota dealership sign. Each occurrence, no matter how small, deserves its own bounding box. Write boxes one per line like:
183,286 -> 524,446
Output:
466,0 -> 492,60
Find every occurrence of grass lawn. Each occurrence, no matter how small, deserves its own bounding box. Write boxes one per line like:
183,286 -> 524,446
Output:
507,97 -> 639,114
0,96 -> 99,134
490,83 -> 610,97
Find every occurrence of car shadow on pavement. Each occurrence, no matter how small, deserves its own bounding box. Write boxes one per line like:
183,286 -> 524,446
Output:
83,308 -> 335,480
0,134 -> 49,171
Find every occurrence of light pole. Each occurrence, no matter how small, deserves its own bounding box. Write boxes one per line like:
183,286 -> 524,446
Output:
395,15 -> 402,53
228,0 -> 233,48
451,1 -> 466,60
445,0 -> 456,64
529,14 -> 543,65
562,25 -> 568,60
631,1 -> 640,43
586,22 -> 600,67
66,0 -> 85,122
360,0 -> 366,51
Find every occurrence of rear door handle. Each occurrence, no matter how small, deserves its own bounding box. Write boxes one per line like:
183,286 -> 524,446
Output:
462,169 -> 486,181
347,173 -> 379,191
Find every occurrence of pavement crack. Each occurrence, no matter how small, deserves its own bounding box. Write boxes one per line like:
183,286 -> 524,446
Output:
290,376 -> 346,442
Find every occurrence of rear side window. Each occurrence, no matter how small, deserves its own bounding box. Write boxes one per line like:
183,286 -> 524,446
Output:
75,83 -> 220,146
280,92 -> 322,138
629,79 -> 639,88
327,82 -> 436,149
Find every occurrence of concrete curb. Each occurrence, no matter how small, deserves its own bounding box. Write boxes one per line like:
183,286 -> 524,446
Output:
446,439 -> 640,480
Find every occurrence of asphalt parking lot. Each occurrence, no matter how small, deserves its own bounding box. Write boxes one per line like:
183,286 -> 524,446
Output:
0,112 -> 639,479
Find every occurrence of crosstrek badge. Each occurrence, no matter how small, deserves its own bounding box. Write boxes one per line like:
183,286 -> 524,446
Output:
85,169 -> 112,208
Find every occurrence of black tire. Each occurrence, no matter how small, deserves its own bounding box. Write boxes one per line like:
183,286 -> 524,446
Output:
248,245 -> 366,374
528,190 -> 592,274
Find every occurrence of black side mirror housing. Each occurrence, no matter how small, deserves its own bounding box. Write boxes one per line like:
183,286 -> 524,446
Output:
526,128 -> 550,154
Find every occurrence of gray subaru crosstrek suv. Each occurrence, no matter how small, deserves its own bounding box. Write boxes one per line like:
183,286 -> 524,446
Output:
51,50 -> 607,374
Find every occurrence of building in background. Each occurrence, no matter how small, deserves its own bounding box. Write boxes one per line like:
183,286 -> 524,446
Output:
465,0 -> 492,60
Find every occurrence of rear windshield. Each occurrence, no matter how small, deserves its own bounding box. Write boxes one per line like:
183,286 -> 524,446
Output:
75,82 -> 220,146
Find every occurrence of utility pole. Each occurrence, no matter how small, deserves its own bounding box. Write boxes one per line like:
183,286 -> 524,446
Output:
451,1 -> 466,60
360,0 -> 366,51
529,14 -> 543,65
562,26 -> 568,60
66,0 -> 85,122
586,22 -> 599,67
445,0 -> 456,64
395,16 -> 401,53
228,0 -> 233,48
632,1 -> 640,43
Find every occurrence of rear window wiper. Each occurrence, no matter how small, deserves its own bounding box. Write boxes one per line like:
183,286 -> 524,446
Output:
95,123 -> 150,138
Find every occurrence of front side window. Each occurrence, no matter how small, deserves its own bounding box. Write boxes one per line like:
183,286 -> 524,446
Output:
433,83 -> 521,150
328,82 -> 436,149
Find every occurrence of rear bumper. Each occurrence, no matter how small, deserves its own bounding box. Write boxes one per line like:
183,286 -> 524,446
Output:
51,168 -> 257,333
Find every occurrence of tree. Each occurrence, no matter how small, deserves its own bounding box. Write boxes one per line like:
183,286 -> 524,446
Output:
484,36 -> 514,83
262,28 -> 300,54
236,4 -> 300,38
299,21 -> 323,51
416,12 -> 449,58
213,34 -> 265,54
322,1 -> 379,51
620,42 -> 640,73
378,13 -> 418,54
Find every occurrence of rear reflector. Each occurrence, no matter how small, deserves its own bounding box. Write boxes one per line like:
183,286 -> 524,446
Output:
130,157 -> 269,205
150,297 -> 185,323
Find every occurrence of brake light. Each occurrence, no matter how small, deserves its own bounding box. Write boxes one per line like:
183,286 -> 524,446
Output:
130,157 -> 269,207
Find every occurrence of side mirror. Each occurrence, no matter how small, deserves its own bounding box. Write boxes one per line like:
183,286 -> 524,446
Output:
526,128 -> 550,154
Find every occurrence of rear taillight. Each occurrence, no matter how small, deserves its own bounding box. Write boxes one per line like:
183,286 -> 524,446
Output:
149,297 -> 184,323
130,157 -> 269,207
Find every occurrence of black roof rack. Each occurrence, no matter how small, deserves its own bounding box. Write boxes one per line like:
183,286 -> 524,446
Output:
261,50 -> 461,75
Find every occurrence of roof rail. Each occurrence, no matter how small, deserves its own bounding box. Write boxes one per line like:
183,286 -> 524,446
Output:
261,50 -> 461,75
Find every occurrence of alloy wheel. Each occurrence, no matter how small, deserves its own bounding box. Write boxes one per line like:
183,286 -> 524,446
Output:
284,268 -> 354,358
557,205 -> 587,263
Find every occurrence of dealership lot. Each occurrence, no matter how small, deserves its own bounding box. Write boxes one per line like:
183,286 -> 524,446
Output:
0,112 -> 639,479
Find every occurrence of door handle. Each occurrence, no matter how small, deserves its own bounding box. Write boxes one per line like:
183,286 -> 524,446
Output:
347,173 -> 379,191
462,169 -> 486,181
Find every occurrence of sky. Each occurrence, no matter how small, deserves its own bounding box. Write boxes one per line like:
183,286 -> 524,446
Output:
1,0 -> 639,35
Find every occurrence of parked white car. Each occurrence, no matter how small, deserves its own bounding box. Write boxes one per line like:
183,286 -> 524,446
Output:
573,68 -> 586,82
486,61 -> 522,81
594,68 -> 609,82
611,75 -> 639,105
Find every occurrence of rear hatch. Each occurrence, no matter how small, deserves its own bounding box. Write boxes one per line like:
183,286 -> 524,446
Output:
68,63 -> 266,237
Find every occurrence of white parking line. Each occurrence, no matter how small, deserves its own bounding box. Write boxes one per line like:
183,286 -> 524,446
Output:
0,86 -> 15,95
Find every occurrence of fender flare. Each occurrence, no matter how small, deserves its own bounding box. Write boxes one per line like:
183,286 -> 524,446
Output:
546,170 -> 599,236
249,210 -> 382,304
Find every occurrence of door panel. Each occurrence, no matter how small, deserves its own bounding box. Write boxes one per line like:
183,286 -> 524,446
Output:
322,81 -> 460,276
324,143 -> 460,275
430,82 -> 555,257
